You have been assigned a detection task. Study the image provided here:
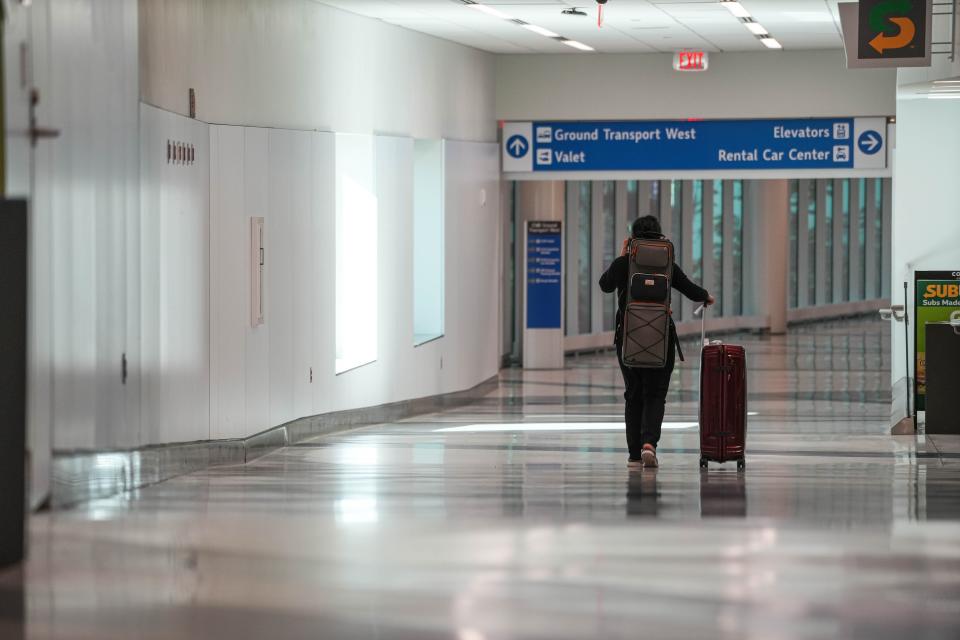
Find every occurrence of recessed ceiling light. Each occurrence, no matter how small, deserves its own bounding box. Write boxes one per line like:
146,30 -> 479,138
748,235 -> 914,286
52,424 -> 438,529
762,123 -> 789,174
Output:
562,39 -> 595,51
761,37 -> 783,49
720,0 -> 751,19
744,22 -> 768,36
467,2 -> 512,20
522,24 -> 560,38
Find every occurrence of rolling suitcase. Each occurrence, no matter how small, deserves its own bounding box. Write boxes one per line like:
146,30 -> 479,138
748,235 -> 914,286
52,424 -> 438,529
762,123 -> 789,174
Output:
696,306 -> 748,471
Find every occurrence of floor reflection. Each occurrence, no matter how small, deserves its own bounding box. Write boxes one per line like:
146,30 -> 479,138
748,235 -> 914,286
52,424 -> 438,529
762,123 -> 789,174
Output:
699,470 -> 748,518
626,470 -> 661,517
0,567 -> 24,640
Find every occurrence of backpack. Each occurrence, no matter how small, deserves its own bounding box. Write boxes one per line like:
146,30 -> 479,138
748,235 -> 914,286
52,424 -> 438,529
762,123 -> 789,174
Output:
620,235 -> 674,368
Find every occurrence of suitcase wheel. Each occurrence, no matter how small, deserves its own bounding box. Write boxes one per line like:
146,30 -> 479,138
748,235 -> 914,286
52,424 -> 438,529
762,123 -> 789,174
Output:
699,457 -> 708,469
737,459 -> 746,472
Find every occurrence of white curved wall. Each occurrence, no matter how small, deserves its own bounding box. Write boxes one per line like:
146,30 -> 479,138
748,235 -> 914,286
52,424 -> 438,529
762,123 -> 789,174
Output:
140,0 -> 497,142
10,0 -> 500,508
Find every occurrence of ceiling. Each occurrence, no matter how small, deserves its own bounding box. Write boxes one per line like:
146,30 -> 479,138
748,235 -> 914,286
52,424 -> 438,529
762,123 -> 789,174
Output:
315,0 -> 847,54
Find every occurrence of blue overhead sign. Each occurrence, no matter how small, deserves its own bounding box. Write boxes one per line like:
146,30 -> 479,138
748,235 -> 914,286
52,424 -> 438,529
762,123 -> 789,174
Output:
502,117 -> 887,173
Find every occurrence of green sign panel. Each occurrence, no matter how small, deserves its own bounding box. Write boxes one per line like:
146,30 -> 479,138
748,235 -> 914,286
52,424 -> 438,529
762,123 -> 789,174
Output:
858,0 -> 928,60
914,271 -> 960,412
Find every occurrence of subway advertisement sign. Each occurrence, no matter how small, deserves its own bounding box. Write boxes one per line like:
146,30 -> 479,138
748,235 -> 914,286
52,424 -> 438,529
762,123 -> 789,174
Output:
914,271 -> 960,412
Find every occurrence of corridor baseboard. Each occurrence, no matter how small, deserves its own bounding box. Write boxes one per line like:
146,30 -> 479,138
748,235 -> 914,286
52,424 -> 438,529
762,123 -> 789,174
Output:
50,375 -> 499,509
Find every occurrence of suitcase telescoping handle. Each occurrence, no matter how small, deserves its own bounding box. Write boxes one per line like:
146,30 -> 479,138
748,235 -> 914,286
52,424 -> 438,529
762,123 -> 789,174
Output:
694,304 -> 707,348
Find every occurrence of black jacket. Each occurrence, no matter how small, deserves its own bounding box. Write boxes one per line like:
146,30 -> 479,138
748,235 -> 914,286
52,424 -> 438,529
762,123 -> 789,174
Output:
599,255 -> 709,357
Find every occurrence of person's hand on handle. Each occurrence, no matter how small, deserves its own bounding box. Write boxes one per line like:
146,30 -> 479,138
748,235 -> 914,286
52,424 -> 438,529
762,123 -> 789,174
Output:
705,294 -> 716,307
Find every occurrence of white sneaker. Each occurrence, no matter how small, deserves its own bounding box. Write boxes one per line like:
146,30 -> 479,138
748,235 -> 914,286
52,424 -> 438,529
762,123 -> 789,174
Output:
641,445 -> 658,468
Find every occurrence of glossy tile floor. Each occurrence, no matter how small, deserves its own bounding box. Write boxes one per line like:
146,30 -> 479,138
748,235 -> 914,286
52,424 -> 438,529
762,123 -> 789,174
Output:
5,319 -> 960,639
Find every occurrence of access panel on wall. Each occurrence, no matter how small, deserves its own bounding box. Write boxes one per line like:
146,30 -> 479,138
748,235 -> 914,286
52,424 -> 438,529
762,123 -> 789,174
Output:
502,118 -> 888,174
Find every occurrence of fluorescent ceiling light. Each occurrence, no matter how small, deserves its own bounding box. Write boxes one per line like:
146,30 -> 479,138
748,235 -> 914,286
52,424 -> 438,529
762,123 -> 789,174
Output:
761,37 -> 783,49
465,2 -> 590,51
522,23 -> 561,38
720,1 -> 751,19
744,22 -> 768,35
562,39 -> 595,51
928,95 -> 960,99
467,3 -> 513,21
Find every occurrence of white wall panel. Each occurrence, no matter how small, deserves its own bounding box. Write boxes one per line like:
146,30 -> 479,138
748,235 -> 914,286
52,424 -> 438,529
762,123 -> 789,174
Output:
441,141 -> 502,393
209,126 -> 247,440
311,134 -> 337,417
289,134 -> 315,421
140,104 -> 210,446
266,131 -> 297,428
244,129 -> 272,437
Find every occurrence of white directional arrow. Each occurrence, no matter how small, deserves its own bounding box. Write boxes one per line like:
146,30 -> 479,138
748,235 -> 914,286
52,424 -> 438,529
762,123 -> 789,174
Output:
862,133 -> 880,152
509,137 -> 527,156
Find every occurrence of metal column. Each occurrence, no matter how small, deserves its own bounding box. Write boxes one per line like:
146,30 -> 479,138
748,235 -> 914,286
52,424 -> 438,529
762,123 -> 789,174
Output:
865,178 -> 880,299
849,179 -> 863,301
564,182 -> 579,335
797,180 -> 811,308
702,181 -> 716,317
833,179 -> 846,303
680,181 -> 694,321
815,180 -> 829,305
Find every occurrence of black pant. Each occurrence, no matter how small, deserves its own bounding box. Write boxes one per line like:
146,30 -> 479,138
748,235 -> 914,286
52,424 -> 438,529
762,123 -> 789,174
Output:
617,339 -> 676,458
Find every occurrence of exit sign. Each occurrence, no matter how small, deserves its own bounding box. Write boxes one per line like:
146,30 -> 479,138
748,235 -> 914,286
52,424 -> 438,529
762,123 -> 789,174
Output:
673,51 -> 708,72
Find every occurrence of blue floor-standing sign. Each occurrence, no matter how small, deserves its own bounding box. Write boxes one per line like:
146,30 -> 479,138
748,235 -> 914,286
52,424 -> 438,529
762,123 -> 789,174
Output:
527,221 -> 562,329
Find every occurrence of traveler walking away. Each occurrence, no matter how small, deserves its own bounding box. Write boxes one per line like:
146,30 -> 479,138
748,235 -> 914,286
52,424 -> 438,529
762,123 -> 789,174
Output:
599,216 -> 715,469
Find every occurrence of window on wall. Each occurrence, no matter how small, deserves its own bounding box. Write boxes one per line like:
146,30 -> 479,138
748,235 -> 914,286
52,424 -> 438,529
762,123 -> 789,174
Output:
649,181 -> 661,219
601,181 -> 617,332
712,180 -> 724,312
789,180 -> 799,309
824,180 -> 834,304
335,134 -> 378,374
692,181 -> 704,284
578,182 -> 592,335
413,140 -> 444,346
807,180 -> 817,307
732,181 -> 744,315
842,179 -> 851,302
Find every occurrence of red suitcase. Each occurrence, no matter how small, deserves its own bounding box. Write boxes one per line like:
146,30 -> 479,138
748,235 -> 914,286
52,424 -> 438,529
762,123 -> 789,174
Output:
696,307 -> 748,471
